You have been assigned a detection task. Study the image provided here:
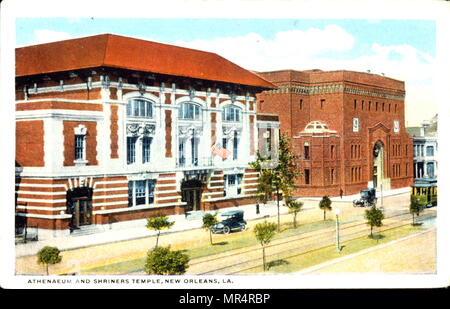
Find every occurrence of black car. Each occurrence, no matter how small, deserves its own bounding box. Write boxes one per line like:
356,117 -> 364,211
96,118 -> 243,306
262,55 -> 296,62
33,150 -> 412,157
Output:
353,188 -> 377,207
210,210 -> 247,234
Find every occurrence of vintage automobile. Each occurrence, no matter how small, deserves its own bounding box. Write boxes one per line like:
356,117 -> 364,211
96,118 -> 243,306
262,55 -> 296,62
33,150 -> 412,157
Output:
353,188 -> 377,207
210,210 -> 247,234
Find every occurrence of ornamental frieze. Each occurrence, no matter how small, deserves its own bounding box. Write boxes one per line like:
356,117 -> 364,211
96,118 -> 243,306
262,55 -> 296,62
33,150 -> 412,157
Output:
126,123 -> 156,136
264,84 -> 404,100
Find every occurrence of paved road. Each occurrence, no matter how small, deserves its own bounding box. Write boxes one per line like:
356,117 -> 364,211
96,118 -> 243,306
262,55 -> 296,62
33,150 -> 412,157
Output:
16,191 -> 430,275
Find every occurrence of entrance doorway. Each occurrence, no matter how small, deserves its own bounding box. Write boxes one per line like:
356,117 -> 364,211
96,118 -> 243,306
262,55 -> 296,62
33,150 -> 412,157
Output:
372,141 -> 384,189
181,179 -> 203,213
67,187 -> 93,230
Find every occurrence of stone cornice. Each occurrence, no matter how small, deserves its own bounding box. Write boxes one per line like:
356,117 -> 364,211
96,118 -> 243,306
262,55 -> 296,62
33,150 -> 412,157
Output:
264,84 -> 405,100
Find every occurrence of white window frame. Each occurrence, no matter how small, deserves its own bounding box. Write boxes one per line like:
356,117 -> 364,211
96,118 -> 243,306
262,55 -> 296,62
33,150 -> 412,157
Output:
127,98 -> 153,118
73,124 -> 88,166
128,179 -> 156,207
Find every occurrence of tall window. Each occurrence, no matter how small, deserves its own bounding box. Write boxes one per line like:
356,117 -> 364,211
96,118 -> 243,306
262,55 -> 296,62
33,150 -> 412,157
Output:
179,102 -> 201,120
127,136 -> 137,164
426,146 -> 434,156
320,99 -> 325,109
142,137 -> 152,163
304,144 -> 310,160
75,135 -> 85,161
128,179 -> 156,207
127,99 -> 153,118
300,99 -> 303,110
304,169 -> 310,184
222,106 -> 242,122
233,131 -> 239,160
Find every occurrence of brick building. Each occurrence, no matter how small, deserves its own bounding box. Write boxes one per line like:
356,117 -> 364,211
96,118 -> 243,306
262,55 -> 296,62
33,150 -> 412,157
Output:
256,69 -> 413,197
15,34 -> 279,239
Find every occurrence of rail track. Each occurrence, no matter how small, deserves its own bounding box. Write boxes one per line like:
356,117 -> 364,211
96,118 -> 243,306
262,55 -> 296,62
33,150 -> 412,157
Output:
188,208 -> 435,275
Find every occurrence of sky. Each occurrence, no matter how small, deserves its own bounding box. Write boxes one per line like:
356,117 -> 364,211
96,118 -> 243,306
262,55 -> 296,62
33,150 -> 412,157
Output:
15,17 -> 437,127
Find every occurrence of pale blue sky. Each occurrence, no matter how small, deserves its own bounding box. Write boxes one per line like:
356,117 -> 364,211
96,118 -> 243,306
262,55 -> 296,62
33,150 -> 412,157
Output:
16,18 -> 437,126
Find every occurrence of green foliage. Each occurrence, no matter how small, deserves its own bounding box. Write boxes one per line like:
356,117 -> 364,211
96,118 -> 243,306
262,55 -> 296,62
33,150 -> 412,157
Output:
144,246 -> 189,275
146,215 -> 175,248
250,133 -> 300,231
364,206 -> 384,237
410,195 -> 425,225
37,246 -> 62,275
285,197 -> 304,228
253,221 -> 277,271
319,195 -> 332,220
254,221 -> 277,246
202,213 -> 219,245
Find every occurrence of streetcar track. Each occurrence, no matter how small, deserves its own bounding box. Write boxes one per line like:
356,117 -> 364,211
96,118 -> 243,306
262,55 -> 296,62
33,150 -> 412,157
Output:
191,210 -> 435,275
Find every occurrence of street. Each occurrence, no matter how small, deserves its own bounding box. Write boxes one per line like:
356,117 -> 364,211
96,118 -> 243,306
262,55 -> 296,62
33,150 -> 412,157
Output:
15,192 -> 436,275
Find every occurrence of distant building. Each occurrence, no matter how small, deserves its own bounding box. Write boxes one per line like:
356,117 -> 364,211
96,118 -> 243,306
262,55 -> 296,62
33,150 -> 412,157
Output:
256,69 -> 414,197
15,34 -> 278,239
407,115 -> 437,179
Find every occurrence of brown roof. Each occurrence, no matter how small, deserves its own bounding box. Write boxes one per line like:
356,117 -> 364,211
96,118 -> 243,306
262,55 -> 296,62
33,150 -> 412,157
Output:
16,34 -> 275,89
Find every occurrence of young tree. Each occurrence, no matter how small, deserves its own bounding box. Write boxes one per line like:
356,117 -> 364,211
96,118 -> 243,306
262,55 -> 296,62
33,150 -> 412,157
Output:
37,246 -> 62,275
146,215 -> 174,248
285,196 -> 304,228
364,206 -> 384,238
202,213 -> 219,245
250,132 -> 300,232
410,195 -> 424,225
319,195 -> 332,220
253,221 -> 277,271
144,246 -> 189,275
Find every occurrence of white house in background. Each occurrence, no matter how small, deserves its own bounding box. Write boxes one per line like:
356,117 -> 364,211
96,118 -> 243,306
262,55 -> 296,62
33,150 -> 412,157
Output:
407,115 -> 437,180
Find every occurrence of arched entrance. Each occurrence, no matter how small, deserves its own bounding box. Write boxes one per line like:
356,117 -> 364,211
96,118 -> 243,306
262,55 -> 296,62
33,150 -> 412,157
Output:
67,187 -> 93,230
372,141 -> 384,189
181,179 -> 203,213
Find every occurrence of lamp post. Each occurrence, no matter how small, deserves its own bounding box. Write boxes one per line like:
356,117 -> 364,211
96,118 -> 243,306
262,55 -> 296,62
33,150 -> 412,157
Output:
334,208 -> 341,252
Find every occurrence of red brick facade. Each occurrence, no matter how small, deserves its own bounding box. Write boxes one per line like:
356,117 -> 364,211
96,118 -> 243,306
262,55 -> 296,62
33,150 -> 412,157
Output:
257,69 -> 413,197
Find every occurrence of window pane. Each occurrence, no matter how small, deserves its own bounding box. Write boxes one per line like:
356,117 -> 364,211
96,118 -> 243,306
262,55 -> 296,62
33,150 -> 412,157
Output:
135,180 -> 146,205
128,182 -> 134,207
127,136 -> 137,164
148,180 -> 155,203
75,135 -> 84,160
142,137 -> 152,163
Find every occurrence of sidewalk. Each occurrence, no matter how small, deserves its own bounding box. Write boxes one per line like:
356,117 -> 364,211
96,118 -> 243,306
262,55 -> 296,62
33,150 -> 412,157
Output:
15,200 -> 297,258
298,187 -> 410,203
15,187 -> 408,258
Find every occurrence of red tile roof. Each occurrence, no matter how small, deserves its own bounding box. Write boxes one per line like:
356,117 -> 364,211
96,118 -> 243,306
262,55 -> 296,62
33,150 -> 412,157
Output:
16,34 -> 275,89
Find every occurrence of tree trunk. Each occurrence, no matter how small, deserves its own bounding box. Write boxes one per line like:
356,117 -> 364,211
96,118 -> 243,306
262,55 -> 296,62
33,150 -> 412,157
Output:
155,231 -> 160,249
46,264 -> 49,276
276,188 -> 280,232
293,213 -> 297,228
324,210 -> 326,221
209,230 -> 213,245
412,213 -> 415,225
262,246 -> 266,271
370,225 -> 373,238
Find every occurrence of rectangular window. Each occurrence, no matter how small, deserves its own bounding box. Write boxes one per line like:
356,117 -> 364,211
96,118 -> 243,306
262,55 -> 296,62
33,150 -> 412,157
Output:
320,99 -> 325,109
305,169 -> 310,185
233,132 -> 239,160
75,135 -> 84,160
354,99 -> 357,110
300,99 -> 303,110
331,145 -> 335,159
127,136 -> 137,164
178,140 -> 185,167
128,179 -> 156,207
142,136 -> 152,163
304,145 -> 310,160
426,146 -> 434,156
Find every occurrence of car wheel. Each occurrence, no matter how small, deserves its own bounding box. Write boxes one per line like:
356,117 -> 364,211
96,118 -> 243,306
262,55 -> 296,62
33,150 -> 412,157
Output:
223,226 -> 231,234
240,224 -> 246,231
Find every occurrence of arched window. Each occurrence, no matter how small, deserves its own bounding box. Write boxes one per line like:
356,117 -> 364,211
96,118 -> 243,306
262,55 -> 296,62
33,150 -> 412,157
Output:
222,105 -> 242,122
127,98 -> 153,118
179,102 -> 201,120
